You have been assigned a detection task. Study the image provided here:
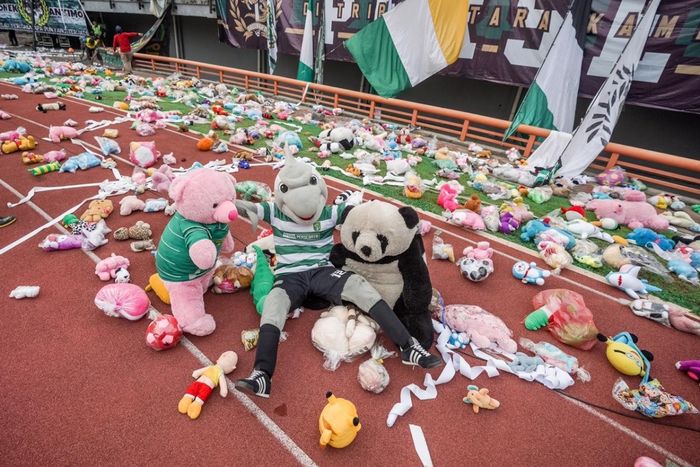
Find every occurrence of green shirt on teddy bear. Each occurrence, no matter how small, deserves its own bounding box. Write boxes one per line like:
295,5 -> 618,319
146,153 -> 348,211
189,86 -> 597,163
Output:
156,212 -> 229,282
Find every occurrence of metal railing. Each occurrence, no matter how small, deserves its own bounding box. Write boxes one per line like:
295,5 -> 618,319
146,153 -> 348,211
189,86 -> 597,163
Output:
133,53 -> 700,197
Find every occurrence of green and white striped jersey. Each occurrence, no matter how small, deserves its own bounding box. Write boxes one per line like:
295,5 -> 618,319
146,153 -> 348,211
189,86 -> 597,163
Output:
257,201 -> 346,276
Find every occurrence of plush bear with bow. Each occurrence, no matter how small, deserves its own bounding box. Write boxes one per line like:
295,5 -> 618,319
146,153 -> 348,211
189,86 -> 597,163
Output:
155,168 -> 238,336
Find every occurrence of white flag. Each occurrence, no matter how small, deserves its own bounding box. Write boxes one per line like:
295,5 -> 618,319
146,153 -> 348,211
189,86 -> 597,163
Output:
556,0 -> 660,178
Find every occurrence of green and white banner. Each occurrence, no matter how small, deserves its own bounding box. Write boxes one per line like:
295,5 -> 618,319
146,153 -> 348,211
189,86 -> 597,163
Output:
0,0 -> 89,37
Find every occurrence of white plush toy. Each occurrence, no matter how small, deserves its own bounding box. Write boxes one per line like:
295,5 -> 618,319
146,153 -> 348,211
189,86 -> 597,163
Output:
9,286 -> 40,299
114,268 -> 131,283
311,306 -> 379,371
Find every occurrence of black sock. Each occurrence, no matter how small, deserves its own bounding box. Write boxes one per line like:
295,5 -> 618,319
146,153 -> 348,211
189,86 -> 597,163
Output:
367,301 -> 411,348
254,324 -> 281,378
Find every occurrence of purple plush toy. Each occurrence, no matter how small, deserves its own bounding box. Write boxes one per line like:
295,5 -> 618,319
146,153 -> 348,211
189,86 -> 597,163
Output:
499,212 -> 519,234
39,233 -> 83,251
676,360 -> 700,383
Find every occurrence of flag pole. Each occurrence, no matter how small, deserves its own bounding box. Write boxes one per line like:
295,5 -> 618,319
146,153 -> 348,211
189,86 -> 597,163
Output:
31,0 -> 37,51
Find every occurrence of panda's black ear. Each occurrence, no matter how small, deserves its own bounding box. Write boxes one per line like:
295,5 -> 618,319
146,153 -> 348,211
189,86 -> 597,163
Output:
398,206 -> 419,229
339,205 -> 353,225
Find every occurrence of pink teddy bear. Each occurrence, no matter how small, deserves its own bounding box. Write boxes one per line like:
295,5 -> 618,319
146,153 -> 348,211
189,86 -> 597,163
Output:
437,182 -> 462,212
586,190 -> 669,231
155,169 -> 238,336
463,241 -> 493,261
95,253 -> 130,281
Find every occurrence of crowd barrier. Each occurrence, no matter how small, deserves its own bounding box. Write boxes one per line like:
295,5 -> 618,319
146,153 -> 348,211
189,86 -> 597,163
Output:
133,53 -> 700,198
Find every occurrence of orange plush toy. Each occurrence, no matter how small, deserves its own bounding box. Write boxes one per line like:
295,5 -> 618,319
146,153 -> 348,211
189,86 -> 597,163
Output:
21,152 -> 44,165
463,385 -> 500,413
196,136 -> 215,151
464,194 -> 481,213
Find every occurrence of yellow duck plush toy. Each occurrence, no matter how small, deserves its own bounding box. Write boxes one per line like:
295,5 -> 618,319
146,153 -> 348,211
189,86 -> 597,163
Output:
319,392 -> 361,448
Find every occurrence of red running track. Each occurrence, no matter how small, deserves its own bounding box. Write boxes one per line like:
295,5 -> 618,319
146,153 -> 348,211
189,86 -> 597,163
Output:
0,83 -> 698,467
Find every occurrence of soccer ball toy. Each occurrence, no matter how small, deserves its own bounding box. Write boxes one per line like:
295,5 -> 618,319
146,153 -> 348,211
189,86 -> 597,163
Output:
146,314 -> 183,351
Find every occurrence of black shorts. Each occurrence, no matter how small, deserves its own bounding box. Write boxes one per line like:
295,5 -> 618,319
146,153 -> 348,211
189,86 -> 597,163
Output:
273,266 -> 354,310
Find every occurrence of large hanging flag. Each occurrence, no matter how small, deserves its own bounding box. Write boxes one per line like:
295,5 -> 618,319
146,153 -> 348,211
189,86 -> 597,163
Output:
297,0 -> 315,82
345,0 -> 469,98
555,0 -> 660,178
266,0 -> 278,74
313,0 -> 325,84
504,0 -> 591,140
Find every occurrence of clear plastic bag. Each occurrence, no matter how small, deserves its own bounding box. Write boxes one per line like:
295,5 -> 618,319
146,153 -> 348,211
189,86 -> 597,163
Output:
529,289 -> 599,350
519,337 -> 590,382
357,344 -> 395,394
94,136 -> 121,156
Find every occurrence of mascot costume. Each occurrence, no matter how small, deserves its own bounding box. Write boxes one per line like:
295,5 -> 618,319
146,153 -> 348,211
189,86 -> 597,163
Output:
234,152 -> 441,398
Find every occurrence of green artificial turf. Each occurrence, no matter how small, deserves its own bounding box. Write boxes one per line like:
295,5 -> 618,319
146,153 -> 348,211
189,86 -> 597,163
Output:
5,70 -> 698,313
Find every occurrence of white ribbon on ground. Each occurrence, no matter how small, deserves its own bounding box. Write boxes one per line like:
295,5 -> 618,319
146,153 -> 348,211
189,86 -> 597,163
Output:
409,425 -> 434,467
0,196 -> 98,256
387,320 -> 574,427
2,172 -> 135,254
7,182 -> 103,208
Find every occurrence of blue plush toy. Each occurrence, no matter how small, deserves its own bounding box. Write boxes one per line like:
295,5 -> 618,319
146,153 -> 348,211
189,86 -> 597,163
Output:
668,259 -> 699,283
520,219 -> 549,243
627,228 -> 675,251
508,352 -> 544,373
59,152 -> 101,173
512,261 -> 551,285
690,251 -> 700,270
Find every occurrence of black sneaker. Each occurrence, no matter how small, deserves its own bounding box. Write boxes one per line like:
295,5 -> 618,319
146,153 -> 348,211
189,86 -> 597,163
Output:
401,337 -> 443,369
0,216 -> 16,228
235,370 -> 271,398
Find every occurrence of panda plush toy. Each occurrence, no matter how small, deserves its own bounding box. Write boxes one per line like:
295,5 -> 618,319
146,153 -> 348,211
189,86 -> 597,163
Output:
330,200 -> 434,349
317,127 -> 355,153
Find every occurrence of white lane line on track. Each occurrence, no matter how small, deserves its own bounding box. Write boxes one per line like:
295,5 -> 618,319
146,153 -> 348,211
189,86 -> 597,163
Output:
0,177 -> 317,467
554,392 -> 693,467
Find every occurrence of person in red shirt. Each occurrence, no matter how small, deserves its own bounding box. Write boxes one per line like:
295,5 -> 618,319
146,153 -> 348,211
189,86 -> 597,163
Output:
112,25 -> 142,74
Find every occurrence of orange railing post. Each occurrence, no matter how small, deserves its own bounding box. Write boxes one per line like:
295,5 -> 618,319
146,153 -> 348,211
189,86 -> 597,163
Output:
459,120 -> 470,141
523,134 -> 536,158
606,152 -> 620,169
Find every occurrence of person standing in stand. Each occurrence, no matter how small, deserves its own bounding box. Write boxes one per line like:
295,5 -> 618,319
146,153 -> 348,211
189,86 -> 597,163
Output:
112,25 -> 142,74
85,35 -> 104,66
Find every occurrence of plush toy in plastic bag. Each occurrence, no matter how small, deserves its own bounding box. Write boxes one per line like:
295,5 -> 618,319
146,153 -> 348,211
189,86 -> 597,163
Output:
135,122 -> 156,137
429,288 -> 445,321
525,289 -> 599,350
129,141 -> 160,168
442,304 -> 517,353
311,306 -> 379,371
432,230 -> 455,262
596,166 -> 627,187
612,378 -> 698,418
236,180 -> 272,202
519,337 -> 590,381
357,344 -> 395,394
94,136 -> 121,156
59,152 -> 101,173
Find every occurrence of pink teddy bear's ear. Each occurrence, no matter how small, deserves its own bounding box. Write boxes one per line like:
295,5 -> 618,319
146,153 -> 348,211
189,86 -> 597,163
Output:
168,175 -> 189,202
